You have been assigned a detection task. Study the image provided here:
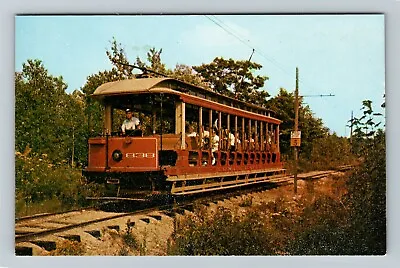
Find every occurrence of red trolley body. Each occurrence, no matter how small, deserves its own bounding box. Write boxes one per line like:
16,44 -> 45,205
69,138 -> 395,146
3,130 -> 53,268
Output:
83,77 -> 284,196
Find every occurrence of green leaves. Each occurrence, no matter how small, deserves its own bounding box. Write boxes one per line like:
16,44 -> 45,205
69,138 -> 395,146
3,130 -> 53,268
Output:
349,99 -> 385,155
15,59 -> 85,164
266,88 -> 328,158
168,207 -> 276,255
192,57 -> 269,104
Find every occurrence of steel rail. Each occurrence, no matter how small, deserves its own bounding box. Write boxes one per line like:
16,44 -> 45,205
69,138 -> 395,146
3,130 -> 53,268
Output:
15,204 -> 170,243
16,206 -> 96,223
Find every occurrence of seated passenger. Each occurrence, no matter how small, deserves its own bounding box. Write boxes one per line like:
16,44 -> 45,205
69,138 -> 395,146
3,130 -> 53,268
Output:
244,134 -> 254,151
235,132 -> 242,151
228,129 -> 235,151
187,125 -> 198,137
122,109 -> 141,136
250,133 -> 255,150
201,126 -> 210,149
211,128 -> 220,165
223,129 -> 236,151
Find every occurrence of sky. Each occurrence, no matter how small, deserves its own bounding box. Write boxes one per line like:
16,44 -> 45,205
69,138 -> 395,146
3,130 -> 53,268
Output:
15,15 -> 385,137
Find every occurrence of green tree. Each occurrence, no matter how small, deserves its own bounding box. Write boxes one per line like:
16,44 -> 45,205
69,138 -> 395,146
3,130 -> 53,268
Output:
342,100 -> 386,254
309,133 -> 353,170
193,57 -> 269,105
81,38 -> 136,136
266,88 -> 328,159
135,47 -> 171,76
106,37 -> 135,80
348,100 -> 384,156
266,88 -> 295,155
65,90 -> 87,165
170,64 -> 208,87
15,59 -> 78,162
298,105 -> 329,159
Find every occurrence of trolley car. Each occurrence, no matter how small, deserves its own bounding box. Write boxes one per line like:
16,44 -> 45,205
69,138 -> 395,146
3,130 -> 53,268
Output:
83,77 -> 284,197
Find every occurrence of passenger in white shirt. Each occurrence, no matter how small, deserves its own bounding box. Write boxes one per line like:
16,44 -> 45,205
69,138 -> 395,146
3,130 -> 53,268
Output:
212,132 -> 220,153
201,126 -> 210,149
121,109 -> 140,135
187,125 -> 198,137
211,128 -> 219,165
224,129 -> 236,151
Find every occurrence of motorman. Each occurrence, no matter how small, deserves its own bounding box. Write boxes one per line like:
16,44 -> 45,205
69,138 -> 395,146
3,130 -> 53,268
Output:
121,109 -> 140,135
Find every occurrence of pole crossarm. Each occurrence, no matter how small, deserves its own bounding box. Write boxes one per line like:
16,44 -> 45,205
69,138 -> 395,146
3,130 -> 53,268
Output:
301,94 -> 335,97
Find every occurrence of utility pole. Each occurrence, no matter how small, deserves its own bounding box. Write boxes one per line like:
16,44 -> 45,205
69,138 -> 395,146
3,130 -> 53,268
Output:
72,125 -> 75,168
293,67 -> 299,195
350,110 -> 353,145
290,68 -> 334,195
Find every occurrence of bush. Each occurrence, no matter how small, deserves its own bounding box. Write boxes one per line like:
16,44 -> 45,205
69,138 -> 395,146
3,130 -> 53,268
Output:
168,206 -> 277,255
285,195 -> 350,255
344,130 -> 386,255
15,151 -> 104,217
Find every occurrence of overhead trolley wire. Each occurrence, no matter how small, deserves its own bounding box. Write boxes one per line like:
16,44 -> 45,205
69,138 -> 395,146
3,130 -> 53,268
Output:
204,15 -> 293,78
203,15 -> 332,95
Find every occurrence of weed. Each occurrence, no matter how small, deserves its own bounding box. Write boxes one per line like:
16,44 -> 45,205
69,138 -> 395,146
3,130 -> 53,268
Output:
239,196 -> 253,207
122,219 -> 139,250
49,240 -> 85,256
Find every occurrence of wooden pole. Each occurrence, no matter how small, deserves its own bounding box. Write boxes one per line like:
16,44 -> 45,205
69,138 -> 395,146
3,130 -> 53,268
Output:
350,110 -> 353,145
71,125 -> 75,167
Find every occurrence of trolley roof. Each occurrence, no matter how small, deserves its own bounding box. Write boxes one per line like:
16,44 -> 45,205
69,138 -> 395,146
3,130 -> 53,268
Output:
92,77 -> 280,121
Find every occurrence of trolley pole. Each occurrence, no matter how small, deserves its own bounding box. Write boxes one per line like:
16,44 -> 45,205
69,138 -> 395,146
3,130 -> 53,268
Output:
294,67 -> 299,195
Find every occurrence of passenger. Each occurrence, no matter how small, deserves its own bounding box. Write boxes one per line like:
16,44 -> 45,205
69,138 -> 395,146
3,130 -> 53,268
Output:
267,131 -> 273,146
121,109 -> 140,136
187,125 -> 198,137
201,126 -> 210,149
224,129 -> 236,151
203,126 -> 210,138
211,127 -> 219,165
245,134 -> 254,151
235,132 -> 242,151
250,133 -> 255,150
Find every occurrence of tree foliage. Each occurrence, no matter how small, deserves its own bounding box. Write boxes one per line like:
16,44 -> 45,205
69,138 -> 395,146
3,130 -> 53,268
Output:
344,100 -> 386,254
266,88 -> 328,158
135,47 -> 170,76
348,100 -> 384,156
81,38 -> 136,136
15,59 -> 100,216
170,64 -> 207,87
15,59 -> 85,163
309,134 -> 353,170
193,57 -> 269,105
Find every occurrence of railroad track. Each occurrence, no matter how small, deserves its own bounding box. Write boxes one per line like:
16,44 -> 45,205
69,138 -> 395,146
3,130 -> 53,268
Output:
16,206 -> 96,223
15,203 -> 174,244
15,166 -> 354,255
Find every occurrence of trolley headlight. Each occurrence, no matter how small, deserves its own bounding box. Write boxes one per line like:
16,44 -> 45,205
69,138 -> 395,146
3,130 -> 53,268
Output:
112,150 -> 123,162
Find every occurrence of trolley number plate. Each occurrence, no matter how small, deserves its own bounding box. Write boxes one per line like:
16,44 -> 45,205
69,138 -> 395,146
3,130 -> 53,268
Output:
125,153 -> 155,158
